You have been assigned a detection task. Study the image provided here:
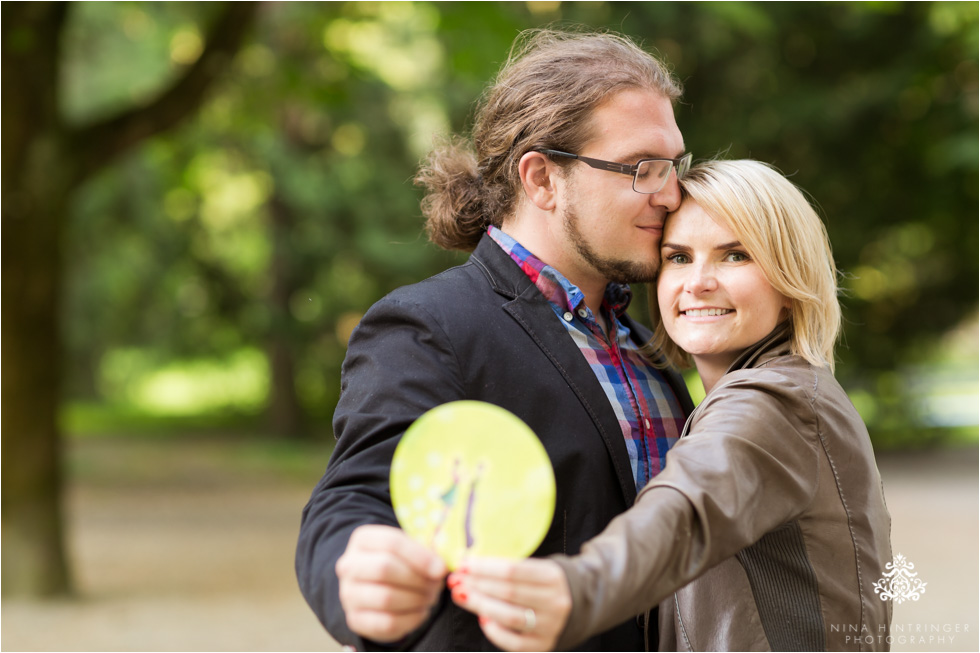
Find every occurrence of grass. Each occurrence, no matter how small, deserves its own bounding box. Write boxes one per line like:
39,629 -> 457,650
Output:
62,401 -> 337,488
62,401 -> 267,438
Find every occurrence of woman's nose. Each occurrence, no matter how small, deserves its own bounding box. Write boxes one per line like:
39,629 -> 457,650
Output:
684,264 -> 718,294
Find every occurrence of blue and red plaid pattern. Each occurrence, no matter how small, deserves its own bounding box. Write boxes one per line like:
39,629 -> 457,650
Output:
488,226 -> 685,489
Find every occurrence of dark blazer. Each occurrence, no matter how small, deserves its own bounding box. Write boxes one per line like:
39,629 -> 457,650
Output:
296,233 -> 695,651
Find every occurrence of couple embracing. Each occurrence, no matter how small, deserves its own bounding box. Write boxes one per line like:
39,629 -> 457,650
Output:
297,28 -> 892,653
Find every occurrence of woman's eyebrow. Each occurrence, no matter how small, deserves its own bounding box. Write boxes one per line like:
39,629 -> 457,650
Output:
660,241 -> 744,250
715,241 -> 742,250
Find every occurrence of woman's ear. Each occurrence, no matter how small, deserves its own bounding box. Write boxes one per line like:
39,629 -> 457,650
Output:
780,297 -> 793,320
518,151 -> 558,211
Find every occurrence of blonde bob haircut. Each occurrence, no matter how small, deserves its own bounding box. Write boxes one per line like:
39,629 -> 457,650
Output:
649,160 -> 841,371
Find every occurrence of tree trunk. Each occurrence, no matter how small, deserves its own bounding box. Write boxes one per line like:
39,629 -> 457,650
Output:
1,188 -> 71,596
2,185 -> 72,597
1,2 -> 257,598
1,1 -> 74,598
267,192 -> 306,437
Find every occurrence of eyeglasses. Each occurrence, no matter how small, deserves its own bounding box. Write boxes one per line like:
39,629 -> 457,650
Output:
537,149 -> 693,194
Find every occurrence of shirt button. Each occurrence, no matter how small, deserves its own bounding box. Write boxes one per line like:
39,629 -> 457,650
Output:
577,309 -> 588,318
645,418 -> 651,430
563,311 -> 573,322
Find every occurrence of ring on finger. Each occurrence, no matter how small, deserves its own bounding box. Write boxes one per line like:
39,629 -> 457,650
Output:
523,608 -> 537,632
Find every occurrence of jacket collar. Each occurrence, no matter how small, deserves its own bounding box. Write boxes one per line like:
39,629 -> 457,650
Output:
679,323 -> 793,439
472,230 -> 634,316
726,321 -> 793,373
468,232 -> 535,300
484,226 -> 634,317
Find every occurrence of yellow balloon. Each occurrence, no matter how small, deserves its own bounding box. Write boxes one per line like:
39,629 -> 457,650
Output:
390,401 -> 556,570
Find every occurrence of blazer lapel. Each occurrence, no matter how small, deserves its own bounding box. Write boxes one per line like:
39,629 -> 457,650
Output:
470,234 -> 692,508
499,282 -> 639,508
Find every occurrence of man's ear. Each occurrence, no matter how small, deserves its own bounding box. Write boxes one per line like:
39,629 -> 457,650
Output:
518,151 -> 559,211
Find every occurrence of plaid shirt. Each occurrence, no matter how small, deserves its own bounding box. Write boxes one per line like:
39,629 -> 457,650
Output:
488,226 -> 685,490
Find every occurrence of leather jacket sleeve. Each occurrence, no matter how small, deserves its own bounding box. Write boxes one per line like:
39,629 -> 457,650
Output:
552,368 -> 822,650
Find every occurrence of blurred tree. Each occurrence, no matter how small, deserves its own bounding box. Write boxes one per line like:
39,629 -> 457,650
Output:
60,1 -> 976,448
8,0 -> 975,597
63,2 -> 503,433
606,1 -> 978,444
1,2 -> 255,597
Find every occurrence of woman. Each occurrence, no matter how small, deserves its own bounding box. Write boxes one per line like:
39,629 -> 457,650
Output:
448,160 -> 893,651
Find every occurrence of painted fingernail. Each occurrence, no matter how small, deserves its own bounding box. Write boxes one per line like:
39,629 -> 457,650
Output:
452,589 -> 467,602
447,576 -> 461,589
479,616 -> 490,626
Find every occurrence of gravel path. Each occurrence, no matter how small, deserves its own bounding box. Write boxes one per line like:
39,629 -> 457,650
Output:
4,437 -> 342,652
2,438 -> 976,652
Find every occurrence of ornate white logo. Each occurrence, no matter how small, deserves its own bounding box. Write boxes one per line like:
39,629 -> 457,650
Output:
873,553 -> 927,604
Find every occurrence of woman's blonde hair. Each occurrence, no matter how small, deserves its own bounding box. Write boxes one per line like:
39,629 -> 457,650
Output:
650,160 -> 842,370
416,28 -> 682,251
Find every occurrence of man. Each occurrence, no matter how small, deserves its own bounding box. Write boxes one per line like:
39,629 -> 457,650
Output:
296,28 -> 695,651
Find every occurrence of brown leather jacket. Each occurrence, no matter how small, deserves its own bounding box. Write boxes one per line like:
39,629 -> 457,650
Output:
554,325 -> 893,651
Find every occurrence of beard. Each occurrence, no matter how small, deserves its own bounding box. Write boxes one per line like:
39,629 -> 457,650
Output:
561,204 -> 659,285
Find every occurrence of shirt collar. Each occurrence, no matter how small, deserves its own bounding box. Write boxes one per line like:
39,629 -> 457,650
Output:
487,226 -> 633,317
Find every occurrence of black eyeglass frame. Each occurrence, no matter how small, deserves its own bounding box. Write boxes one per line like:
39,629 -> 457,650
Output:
536,148 -> 693,194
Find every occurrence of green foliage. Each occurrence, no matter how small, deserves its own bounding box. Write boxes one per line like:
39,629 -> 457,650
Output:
60,2 -> 977,446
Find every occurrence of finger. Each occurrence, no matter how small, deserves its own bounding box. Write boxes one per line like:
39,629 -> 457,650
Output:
450,558 -> 567,607
348,525 -> 447,579
338,553 -> 443,642
451,577 -> 568,650
345,606 -> 432,644
480,617 -> 556,652
458,556 -> 563,586
453,584 -> 565,636
338,547 -> 443,594
452,588 -> 533,633
451,573 -> 559,609
339,577 -> 442,613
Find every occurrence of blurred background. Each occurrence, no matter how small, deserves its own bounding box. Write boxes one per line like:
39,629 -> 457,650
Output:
2,2 -> 977,651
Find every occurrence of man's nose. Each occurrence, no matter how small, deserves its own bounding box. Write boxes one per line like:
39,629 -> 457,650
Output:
649,170 -> 682,211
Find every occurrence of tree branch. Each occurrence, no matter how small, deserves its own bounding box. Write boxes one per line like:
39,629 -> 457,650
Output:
67,2 -> 258,187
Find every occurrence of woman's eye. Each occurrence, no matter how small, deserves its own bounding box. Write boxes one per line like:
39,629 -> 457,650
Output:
726,251 -> 749,263
665,253 -> 690,264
